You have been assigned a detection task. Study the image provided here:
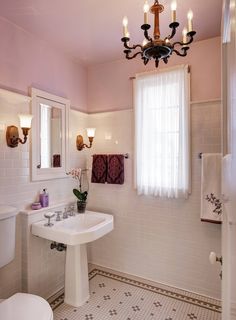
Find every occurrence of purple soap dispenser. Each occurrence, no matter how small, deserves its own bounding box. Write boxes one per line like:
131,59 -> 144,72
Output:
40,188 -> 49,207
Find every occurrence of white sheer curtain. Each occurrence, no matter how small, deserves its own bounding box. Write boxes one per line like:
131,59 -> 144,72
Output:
134,65 -> 190,199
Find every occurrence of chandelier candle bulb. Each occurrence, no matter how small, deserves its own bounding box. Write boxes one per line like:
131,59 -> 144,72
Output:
187,10 -> 193,32
122,16 -> 128,37
142,38 -> 148,46
171,1 -> 177,22
143,1 -> 149,24
182,27 -> 187,45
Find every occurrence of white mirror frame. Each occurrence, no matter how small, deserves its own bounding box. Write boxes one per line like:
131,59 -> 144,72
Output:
31,88 -> 70,181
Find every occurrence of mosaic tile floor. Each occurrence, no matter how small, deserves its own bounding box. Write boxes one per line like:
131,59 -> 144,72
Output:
52,268 -> 221,320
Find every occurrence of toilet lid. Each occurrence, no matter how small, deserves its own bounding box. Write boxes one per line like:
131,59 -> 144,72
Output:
0,293 -> 53,320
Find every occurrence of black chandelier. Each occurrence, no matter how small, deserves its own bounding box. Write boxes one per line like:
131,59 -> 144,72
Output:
121,0 -> 196,68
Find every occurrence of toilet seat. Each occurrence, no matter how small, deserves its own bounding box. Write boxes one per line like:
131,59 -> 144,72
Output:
0,293 -> 53,320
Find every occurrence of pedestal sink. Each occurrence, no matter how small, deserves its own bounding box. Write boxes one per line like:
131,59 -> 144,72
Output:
32,211 -> 113,307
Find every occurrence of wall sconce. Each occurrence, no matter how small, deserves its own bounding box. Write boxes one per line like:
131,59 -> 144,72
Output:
6,114 -> 33,148
76,128 -> 96,151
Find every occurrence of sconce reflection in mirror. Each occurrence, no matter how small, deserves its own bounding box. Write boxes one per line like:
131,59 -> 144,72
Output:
76,128 -> 96,151
6,114 -> 33,148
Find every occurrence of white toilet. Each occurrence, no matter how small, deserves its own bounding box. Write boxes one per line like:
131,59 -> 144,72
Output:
0,205 -> 53,320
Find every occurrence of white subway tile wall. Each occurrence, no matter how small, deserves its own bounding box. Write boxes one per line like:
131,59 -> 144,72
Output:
0,99 -> 222,302
86,103 -> 222,300
0,96 -> 87,298
21,204 -> 74,299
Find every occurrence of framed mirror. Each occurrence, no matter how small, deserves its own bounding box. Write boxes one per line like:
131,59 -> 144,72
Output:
31,88 -> 70,181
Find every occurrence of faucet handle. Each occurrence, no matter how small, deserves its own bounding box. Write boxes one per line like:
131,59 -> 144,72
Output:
55,211 -> 62,221
69,204 -> 75,216
44,212 -> 55,227
63,207 -> 68,219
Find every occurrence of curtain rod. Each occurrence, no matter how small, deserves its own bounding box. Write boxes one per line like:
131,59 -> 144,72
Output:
129,66 -> 191,80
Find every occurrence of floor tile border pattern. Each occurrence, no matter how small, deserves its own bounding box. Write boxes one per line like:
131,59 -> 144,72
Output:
89,269 -> 221,313
50,268 -> 221,314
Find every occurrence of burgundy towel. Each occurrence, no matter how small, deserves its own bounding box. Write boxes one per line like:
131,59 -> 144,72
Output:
91,154 -> 107,183
107,154 -> 124,185
53,154 -> 61,167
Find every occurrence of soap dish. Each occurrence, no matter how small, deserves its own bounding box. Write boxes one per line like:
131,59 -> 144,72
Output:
31,202 -> 42,210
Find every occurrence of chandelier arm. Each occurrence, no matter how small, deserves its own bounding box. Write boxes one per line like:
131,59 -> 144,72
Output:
121,37 -> 142,50
141,24 -> 152,42
166,22 -> 179,40
172,47 -> 189,57
172,31 -> 196,47
144,30 -> 153,42
126,44 -> 143,50
124,50 -> 143,60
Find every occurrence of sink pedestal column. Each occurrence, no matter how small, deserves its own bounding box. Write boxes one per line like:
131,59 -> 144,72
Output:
64,244 -> 89,307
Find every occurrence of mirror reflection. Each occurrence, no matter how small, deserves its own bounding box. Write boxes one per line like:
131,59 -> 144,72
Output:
39,103 -> 62,169
31,87 -> 70,181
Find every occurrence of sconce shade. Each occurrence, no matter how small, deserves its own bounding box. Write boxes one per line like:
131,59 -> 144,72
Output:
86,128 -> 96,138
18,114 -> 33,128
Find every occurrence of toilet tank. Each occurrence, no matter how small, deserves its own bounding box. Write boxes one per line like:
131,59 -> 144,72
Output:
0,206 -> 17,268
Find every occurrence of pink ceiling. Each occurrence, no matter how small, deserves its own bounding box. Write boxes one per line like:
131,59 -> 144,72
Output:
0,0 -> 222,66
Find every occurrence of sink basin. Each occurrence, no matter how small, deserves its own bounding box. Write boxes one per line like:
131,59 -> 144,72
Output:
32,211 -> 113,245
31,210 -> 113,307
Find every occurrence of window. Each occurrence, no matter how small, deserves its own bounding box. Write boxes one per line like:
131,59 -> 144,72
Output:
134,65 -> 190,199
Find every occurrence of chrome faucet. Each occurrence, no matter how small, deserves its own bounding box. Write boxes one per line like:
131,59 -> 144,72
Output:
69,205 -> 75,216
55,211 -> 62,221
63,208 -> 68,219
